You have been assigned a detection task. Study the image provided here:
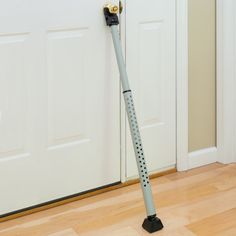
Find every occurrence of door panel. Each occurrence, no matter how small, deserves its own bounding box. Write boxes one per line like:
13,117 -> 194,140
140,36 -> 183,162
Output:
0,33 -> 29,155
47,29 -> 89,147
126,0 -> 176,177
0,0 -> 120,215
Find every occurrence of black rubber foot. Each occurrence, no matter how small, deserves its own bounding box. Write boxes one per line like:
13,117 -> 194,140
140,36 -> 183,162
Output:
142,215 -> 164,233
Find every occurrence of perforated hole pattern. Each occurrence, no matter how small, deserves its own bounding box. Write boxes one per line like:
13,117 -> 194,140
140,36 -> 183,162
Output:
124,92 -> 150,188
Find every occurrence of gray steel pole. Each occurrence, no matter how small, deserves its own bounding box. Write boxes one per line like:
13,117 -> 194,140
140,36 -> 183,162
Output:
111,25 -> 156,217
110,26 -> 130,92
103,5 -> 163,233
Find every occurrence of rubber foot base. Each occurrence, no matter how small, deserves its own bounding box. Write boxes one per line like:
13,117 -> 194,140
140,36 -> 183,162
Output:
142,215 -> 164,233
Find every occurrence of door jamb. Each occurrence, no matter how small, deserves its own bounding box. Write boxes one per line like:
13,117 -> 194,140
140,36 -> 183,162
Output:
176,0 -> 189,171
216,0 -> 236,164
120,0 -> 127,182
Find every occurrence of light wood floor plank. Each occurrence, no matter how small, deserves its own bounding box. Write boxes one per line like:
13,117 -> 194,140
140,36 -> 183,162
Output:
187,208 -> 236,236
0,163 -> 236,236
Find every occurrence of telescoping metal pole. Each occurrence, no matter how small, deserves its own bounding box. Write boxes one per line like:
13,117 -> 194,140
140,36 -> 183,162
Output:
103,4 -> 163,233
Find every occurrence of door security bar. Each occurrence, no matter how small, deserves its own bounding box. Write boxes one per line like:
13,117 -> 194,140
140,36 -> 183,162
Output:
103,4 -> 163,233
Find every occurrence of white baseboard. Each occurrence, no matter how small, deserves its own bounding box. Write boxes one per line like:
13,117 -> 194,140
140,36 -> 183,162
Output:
188,147 -> 218,169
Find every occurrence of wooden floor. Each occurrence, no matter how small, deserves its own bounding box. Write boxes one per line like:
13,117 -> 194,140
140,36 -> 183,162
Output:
1,163 -> 236,236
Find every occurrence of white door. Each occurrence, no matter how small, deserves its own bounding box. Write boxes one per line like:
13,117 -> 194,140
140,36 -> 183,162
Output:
125,0 -> 176,177
0,0 -> 120,215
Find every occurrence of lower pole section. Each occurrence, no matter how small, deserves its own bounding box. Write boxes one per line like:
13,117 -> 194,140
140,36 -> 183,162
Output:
123,91 -> 164,233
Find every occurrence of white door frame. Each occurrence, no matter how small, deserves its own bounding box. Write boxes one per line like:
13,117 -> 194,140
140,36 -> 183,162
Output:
217,0 -> 236,164
176,0 -> 217,171
120,0 -> 235,176
176,0 -> 221,171
176,0 -> 219,171
177,0 -> 236,171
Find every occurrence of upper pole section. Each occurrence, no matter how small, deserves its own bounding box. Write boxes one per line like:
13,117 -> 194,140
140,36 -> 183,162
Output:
103,4 -> 131,91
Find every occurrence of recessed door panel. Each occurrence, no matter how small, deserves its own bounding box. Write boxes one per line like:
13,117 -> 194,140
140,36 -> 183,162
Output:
0,34 -> 29,157
126,0 -> 176,177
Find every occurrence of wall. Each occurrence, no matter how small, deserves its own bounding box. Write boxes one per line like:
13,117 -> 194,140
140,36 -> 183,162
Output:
188,0 -> 216,152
